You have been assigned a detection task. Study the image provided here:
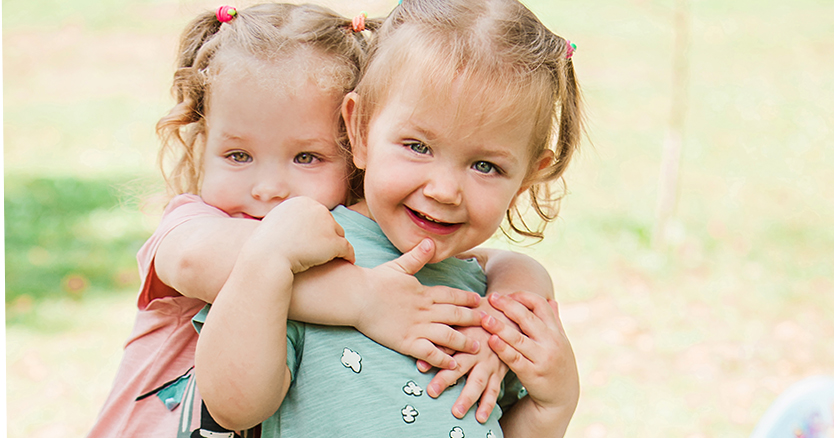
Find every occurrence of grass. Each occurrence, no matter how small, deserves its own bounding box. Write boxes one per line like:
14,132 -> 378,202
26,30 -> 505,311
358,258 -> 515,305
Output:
4,175 -> 155,316
5,0 -> 834,437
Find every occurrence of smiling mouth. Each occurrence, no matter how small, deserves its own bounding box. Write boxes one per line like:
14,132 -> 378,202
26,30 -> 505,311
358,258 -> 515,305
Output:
408,207 -> 455,226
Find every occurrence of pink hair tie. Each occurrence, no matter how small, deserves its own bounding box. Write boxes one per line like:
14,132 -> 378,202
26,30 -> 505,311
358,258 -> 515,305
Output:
351,12 -> 367,32
565,40 -> 577,60
216,5 -> 237,23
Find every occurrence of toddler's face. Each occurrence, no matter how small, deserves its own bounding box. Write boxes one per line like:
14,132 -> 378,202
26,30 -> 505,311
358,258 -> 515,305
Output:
349,81 -> 539,262
200,68 -> 349,219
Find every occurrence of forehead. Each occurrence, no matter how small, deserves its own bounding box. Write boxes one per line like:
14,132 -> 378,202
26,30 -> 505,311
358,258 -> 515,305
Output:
382,72 -> 537,147
211,47 -> 346,98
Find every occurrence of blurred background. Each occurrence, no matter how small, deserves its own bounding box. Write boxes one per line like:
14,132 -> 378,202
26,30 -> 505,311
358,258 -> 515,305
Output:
4,0 -> 832,436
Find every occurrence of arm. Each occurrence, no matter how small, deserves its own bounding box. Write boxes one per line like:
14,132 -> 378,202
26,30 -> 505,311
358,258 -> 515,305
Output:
156,205 -> 483,369
290,240 -> 483,369
196,197 -> 354,430
424,248 -> 555,423
154,216 -> 258,303
462,247 -> 554,299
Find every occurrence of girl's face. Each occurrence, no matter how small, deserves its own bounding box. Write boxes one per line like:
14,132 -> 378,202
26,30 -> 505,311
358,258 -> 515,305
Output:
345,83 -> 543,263
201,68 -> 349,219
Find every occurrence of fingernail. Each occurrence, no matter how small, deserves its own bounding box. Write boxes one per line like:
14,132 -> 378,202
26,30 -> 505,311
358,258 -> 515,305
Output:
449,359 -> 457,369
420,239 -> 432,251
453,405 -> 464,417
479,310 -> 488,318
471,340 -> 480,352
485,315 -> 496,327
428,384 -> 439,397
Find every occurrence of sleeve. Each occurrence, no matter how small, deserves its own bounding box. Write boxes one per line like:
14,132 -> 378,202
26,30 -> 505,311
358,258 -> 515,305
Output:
285,320 -> 306,382
191,306 -> 306,383
192,304 -> 211,334
135,194 -> 230,309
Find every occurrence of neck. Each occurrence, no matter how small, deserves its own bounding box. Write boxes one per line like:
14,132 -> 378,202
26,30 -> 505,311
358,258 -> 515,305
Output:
347,200 -> 373,220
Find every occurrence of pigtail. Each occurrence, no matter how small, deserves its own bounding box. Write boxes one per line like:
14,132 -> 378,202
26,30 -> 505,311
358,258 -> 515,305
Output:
338,13 -> 383,205
156,11 -> 226,196
506,34 -> 584,241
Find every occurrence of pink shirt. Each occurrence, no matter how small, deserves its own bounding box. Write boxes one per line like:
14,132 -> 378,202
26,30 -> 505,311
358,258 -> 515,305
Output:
87,194 -> 229,438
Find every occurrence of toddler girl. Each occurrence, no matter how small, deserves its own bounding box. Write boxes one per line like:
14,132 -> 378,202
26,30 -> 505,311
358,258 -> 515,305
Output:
89,3 -> 554,437
198,0 -> 583,437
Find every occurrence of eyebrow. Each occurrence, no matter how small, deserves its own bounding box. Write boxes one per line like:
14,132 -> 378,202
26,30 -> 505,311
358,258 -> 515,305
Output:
218,131 -> 246,142
406,121 -> 521,165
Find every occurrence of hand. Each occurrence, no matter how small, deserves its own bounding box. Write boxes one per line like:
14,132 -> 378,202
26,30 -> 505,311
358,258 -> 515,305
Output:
419,297 -> 516,424
354,239 -> 484,370
481,292 -> 579,415
259,197 -> 355,273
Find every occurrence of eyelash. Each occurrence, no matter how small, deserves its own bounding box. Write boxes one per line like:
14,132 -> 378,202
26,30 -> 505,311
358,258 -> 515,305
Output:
405,141 -> 430,155
472,161 -> 499,174
294,152 -> 321,164
405,142 -> 503,175
225,151 -> 252,163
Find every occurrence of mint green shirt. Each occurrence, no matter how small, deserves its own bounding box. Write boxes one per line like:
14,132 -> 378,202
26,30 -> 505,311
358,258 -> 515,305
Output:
264,206 -> 522,437
194,206 -> 521,436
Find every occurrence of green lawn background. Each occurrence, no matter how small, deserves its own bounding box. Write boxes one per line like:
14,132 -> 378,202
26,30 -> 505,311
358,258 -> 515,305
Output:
4,0 -> 833,437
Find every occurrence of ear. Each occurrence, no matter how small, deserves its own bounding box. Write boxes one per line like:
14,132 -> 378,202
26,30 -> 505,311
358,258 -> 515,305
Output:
516,149 -> 555,196
342,91 -> 367,170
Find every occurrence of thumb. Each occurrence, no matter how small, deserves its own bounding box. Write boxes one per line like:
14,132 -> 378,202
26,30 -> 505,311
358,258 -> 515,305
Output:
388,239 -> 435,275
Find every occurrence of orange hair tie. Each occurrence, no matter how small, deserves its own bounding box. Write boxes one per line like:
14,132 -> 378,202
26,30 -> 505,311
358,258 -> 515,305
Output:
351,12 -> 367,32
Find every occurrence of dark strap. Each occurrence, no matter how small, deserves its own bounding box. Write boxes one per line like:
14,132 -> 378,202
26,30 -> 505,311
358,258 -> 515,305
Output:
193,401 -> 261,438
136,366 -> 195,401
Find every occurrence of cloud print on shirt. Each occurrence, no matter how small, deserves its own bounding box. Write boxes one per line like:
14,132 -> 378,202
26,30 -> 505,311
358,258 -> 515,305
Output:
340,347 -> 361,373
450,425 -> 465,438
403,380 -> 423,396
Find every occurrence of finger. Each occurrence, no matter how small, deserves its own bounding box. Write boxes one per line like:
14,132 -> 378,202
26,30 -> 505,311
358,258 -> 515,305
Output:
488,293 -> 548,341
339,239 -> 356,264
450,366 -> 489,419
423,325 -> 480,355
416,346 -> 457,372
427,355 -> 474,398
429,304 -> 481,328
506,291 -> 563,334
487,334 -> 531,376
474,372 -> 503,423
410,339 -> 459,370
430,286 -> 481,308
334,221 -> 346,238
481,311 -> 535,362
548,299 -> 566,333
388,239 -> 434,275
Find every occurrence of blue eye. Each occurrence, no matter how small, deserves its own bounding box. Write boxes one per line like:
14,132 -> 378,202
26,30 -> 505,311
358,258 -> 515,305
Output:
294,152 -> 317,164
227,151 -> 252,163
472,161 -> 496,174
407,142 -> 430,154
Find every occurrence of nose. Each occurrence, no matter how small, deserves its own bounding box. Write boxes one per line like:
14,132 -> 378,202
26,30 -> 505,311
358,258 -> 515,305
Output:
422,168 -> 463,206
251,171 -> 290,203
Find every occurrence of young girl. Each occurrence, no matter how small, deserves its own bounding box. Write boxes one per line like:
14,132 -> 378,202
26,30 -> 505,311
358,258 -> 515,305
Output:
89,3 -> 555,437
198,0 -> 582,437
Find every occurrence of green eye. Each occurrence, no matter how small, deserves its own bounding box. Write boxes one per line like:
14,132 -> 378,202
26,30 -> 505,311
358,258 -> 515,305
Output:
227,152 -> 252,163
408,142 -> 429,154
473,161 -> 495,174
295,152 -> 316,164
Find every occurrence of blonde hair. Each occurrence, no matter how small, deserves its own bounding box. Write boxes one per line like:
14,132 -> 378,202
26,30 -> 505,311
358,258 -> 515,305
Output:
352,0 -> 583,240
156,3 -> 379,201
